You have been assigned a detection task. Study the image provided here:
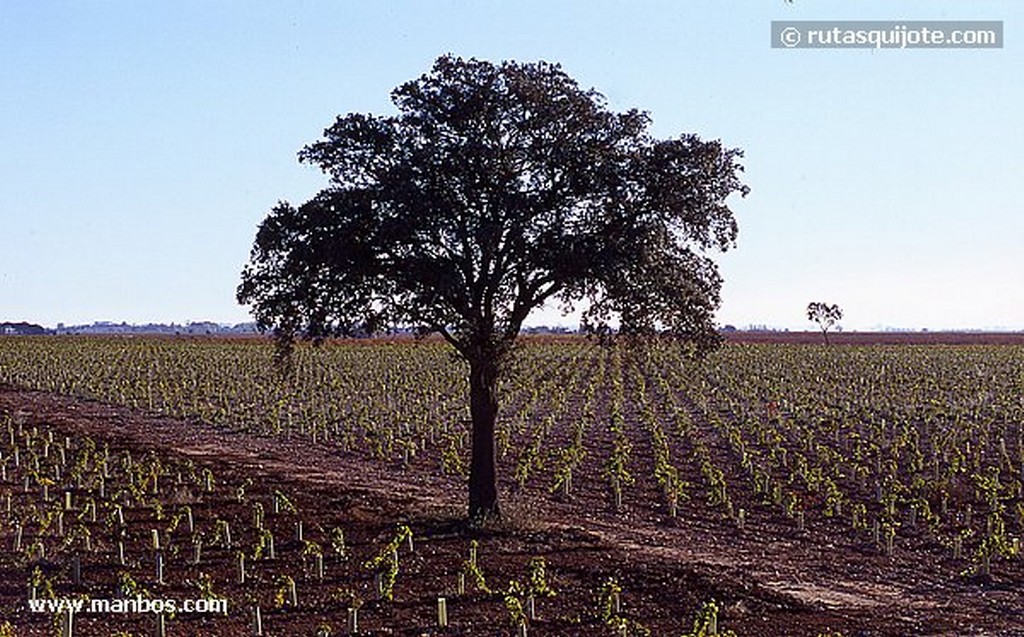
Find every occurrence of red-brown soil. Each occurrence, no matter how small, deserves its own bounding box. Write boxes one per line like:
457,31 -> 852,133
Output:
722,331 -> 1024,346
1,385 -> 1021,637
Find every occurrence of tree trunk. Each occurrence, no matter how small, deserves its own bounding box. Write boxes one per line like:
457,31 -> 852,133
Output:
468,356 -> 500,520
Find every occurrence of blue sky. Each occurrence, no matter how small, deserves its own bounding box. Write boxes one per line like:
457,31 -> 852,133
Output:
1,1 -> 1020,331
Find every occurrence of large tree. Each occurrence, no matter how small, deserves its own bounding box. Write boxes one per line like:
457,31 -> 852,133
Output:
238,55 -> 748,520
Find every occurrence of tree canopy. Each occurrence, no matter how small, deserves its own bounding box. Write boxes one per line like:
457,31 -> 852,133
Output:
238,55 -> 749,518
239,55 -> 747,354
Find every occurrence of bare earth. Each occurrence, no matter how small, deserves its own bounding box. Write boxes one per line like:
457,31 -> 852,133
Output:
1,383 -> 1022,636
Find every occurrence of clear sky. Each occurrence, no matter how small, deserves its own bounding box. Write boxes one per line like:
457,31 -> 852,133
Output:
2,1 -> 1020,331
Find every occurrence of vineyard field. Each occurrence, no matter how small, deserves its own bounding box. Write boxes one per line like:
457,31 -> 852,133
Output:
0,335 -> 1022,636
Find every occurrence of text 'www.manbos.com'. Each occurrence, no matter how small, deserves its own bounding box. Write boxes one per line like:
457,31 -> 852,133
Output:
28,596 -> 228,615
772,21 -> 1003,49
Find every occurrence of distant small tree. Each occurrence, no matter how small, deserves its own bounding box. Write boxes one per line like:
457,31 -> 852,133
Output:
806,302 -> 842,345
